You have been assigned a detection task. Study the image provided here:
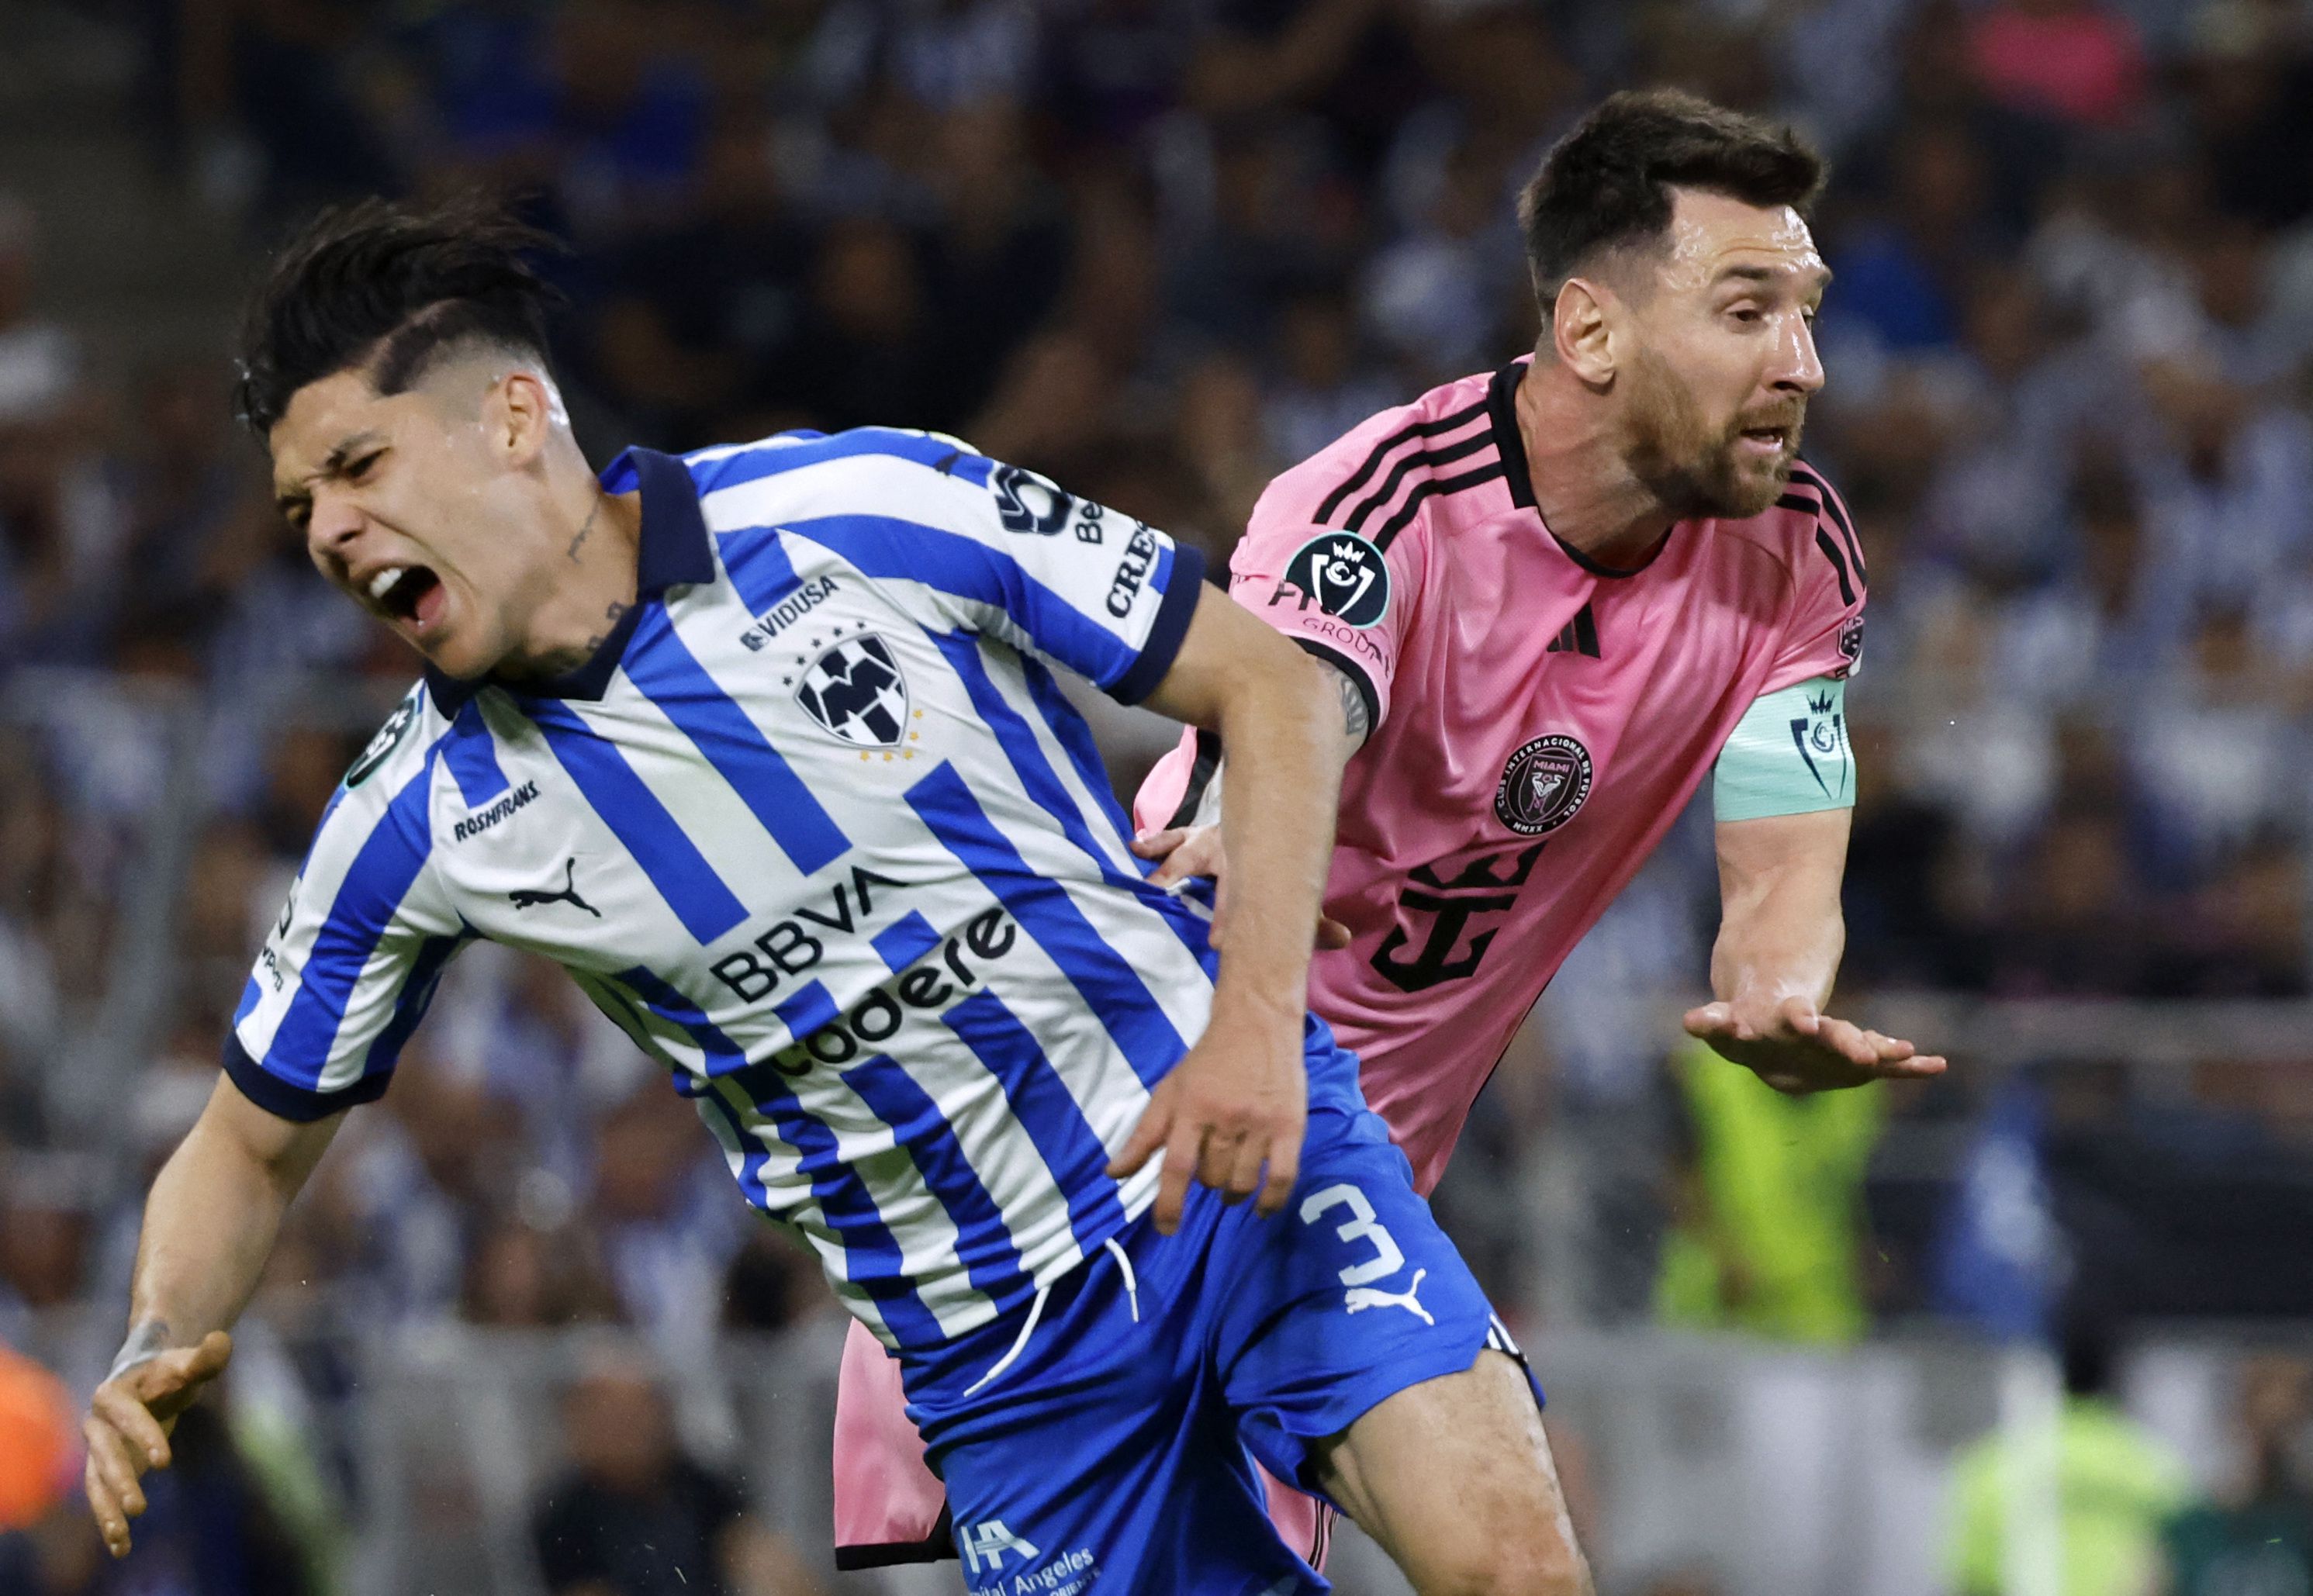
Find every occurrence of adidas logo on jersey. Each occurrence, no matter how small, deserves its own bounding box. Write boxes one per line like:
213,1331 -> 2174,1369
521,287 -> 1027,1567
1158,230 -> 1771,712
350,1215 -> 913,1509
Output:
1544,603 -> 1600,658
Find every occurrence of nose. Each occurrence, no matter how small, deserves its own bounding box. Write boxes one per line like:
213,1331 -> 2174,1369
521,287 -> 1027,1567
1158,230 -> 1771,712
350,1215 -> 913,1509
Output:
304,488 -> 365,563
1772,313 -> 1827,396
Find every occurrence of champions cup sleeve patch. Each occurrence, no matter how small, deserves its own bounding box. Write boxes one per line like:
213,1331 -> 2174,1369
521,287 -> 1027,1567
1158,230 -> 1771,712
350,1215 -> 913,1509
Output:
1283,531 -> 1391,629
1713,675 -> 1855,821
344,689 -> 420,788
1494,734 -> 1593,836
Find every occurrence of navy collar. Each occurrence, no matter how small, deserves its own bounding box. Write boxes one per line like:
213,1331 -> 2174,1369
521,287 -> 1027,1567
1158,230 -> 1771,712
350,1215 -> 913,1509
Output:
424,447 -> 714,712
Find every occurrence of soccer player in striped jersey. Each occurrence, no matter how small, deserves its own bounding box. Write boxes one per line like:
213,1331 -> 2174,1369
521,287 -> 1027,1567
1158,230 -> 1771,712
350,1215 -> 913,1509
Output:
834,88 -> 1947,1573
80,201 -> 1587,1595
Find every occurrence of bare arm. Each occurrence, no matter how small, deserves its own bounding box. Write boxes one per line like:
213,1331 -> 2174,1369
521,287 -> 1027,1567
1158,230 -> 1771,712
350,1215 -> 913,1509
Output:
1111,589 -> 1347,1229
1133,657 -> 1363,950
1181,660 -> 1367,827
1683,809 -> 1945,1094
85,1073 -> 344,1556
1707,808 -> 1849,1012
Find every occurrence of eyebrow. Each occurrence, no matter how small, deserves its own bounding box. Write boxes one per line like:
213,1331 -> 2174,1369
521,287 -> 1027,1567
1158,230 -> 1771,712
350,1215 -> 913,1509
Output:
1715,263 -> 1834,291
274,430 -> 385,516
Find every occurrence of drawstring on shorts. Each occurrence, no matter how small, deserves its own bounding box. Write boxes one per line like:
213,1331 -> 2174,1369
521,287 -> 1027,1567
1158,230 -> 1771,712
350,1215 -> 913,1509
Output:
960,1237 -> 1143,1396
1102,1237 -> 1141,1322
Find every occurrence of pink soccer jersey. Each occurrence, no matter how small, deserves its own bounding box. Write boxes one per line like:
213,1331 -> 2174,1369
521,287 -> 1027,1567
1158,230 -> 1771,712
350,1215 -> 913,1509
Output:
1136,358 -> 1867,1194
832,358 -> 1866,1567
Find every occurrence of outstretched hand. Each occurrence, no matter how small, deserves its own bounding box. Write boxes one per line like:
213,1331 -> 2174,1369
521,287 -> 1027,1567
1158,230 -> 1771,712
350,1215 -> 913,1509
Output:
84,1331 -> 233,1558
1682,995 -> 1945,1095
1133,825 -> 1352,951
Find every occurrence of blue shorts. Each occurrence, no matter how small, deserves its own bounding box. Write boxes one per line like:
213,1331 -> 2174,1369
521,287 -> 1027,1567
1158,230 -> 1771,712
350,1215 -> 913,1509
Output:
895,1093 -> 1540,1596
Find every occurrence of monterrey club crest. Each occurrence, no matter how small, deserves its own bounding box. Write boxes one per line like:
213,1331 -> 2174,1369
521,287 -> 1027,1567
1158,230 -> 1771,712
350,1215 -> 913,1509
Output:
796,634 -> 910,747
1495,734 -> 1593,836
1284,531 -> 1390,629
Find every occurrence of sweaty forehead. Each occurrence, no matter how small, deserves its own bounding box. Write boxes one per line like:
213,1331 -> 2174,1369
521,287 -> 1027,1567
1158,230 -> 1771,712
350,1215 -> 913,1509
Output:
269,369 -> 389,491
1656,189 -> 1822,293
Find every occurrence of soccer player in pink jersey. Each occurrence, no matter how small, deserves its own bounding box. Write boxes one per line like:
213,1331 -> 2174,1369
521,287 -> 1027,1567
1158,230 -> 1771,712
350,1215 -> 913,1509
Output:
835,88 -> 1944,1580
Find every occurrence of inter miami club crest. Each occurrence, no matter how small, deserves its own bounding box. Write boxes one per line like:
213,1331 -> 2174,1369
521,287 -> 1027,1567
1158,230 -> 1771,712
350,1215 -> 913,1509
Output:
1495,734 -> 1593,836
795,634 -> 910,747
1284,531 -> 1390,629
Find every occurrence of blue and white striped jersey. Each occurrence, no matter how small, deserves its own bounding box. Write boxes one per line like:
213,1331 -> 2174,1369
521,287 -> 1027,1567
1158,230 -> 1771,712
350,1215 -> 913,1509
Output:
226,430 -> 1226,1351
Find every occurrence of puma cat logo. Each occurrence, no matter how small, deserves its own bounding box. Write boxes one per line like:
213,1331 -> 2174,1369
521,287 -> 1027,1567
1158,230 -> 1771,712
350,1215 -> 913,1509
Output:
508,858 -> 600,917
1343,1267 -> 1433,1325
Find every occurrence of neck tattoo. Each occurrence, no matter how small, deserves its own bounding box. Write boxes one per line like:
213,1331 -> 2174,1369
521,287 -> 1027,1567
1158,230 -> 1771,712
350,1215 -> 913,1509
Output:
565,495 -> 604,564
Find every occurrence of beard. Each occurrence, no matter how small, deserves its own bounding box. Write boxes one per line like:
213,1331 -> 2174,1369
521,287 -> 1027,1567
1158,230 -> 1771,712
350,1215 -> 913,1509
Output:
1620,347 -> 1803,520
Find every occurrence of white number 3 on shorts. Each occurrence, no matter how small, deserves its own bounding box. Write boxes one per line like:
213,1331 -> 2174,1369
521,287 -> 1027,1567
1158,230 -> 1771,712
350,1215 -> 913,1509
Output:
1298,1182 -> 1408,1287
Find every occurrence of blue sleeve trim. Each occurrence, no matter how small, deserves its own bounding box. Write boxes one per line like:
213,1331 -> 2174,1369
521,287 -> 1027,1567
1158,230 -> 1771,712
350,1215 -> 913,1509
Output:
1110,542 -> 1207,705
222,1034 -> 389,1122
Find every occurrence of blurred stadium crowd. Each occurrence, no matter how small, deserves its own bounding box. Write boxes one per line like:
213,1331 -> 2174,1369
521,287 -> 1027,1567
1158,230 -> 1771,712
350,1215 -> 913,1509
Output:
5,0 -> 2313,1590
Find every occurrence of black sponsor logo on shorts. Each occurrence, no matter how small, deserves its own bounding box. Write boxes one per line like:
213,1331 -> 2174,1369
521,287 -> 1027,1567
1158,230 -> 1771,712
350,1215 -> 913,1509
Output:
1279,531 -> 1389,629
1494,734 -> 1592,837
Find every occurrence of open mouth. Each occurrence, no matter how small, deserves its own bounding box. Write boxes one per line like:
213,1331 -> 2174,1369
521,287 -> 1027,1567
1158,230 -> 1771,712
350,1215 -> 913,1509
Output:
365,565 -> 446,630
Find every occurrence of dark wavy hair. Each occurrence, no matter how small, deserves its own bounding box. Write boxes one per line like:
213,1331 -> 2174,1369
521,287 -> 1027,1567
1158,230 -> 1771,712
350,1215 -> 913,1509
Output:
1518,88 -> 1827,314
233,196 -> 565,435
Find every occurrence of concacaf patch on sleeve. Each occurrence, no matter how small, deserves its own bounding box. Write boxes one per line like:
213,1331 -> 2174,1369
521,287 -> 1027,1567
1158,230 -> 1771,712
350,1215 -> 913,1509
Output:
1282,530 -> 1390,628
344,687 -> 421,788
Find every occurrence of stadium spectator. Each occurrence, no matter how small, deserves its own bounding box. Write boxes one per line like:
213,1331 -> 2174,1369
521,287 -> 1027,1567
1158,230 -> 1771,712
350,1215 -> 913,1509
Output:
0,1342 -> 75,1532
1966,0 -> 2147,130
5,0 -> 2313,1577
2162,1352 -> 2313,1595
532,1358 -> 819,1596
1654,1038 -> 1884,1344
1946,1314 -> 2193,1596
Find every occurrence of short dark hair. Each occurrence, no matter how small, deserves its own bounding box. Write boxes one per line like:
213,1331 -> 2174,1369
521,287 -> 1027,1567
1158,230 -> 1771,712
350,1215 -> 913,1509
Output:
233,196 -> 565,435
1518,88 -> 1827,313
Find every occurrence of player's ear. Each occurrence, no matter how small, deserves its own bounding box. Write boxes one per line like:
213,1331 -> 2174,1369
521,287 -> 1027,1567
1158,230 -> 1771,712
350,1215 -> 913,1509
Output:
491,370 -> 555,468
1552,278 -> 1616,385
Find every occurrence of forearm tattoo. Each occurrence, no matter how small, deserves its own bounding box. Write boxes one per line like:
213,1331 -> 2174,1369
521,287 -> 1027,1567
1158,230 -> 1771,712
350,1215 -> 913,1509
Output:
108,1318 -> 174,1383
1329,664 -> 1371,746
1191,664 -> 1366,830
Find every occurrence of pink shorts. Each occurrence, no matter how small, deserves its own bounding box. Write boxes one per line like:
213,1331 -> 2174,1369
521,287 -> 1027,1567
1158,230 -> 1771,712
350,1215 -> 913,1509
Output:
833,1316 -> 1331,1568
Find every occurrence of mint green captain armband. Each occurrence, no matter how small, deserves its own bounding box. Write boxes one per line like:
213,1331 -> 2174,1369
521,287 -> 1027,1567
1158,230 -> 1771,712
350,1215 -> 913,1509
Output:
1713,675 -> 1855,821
